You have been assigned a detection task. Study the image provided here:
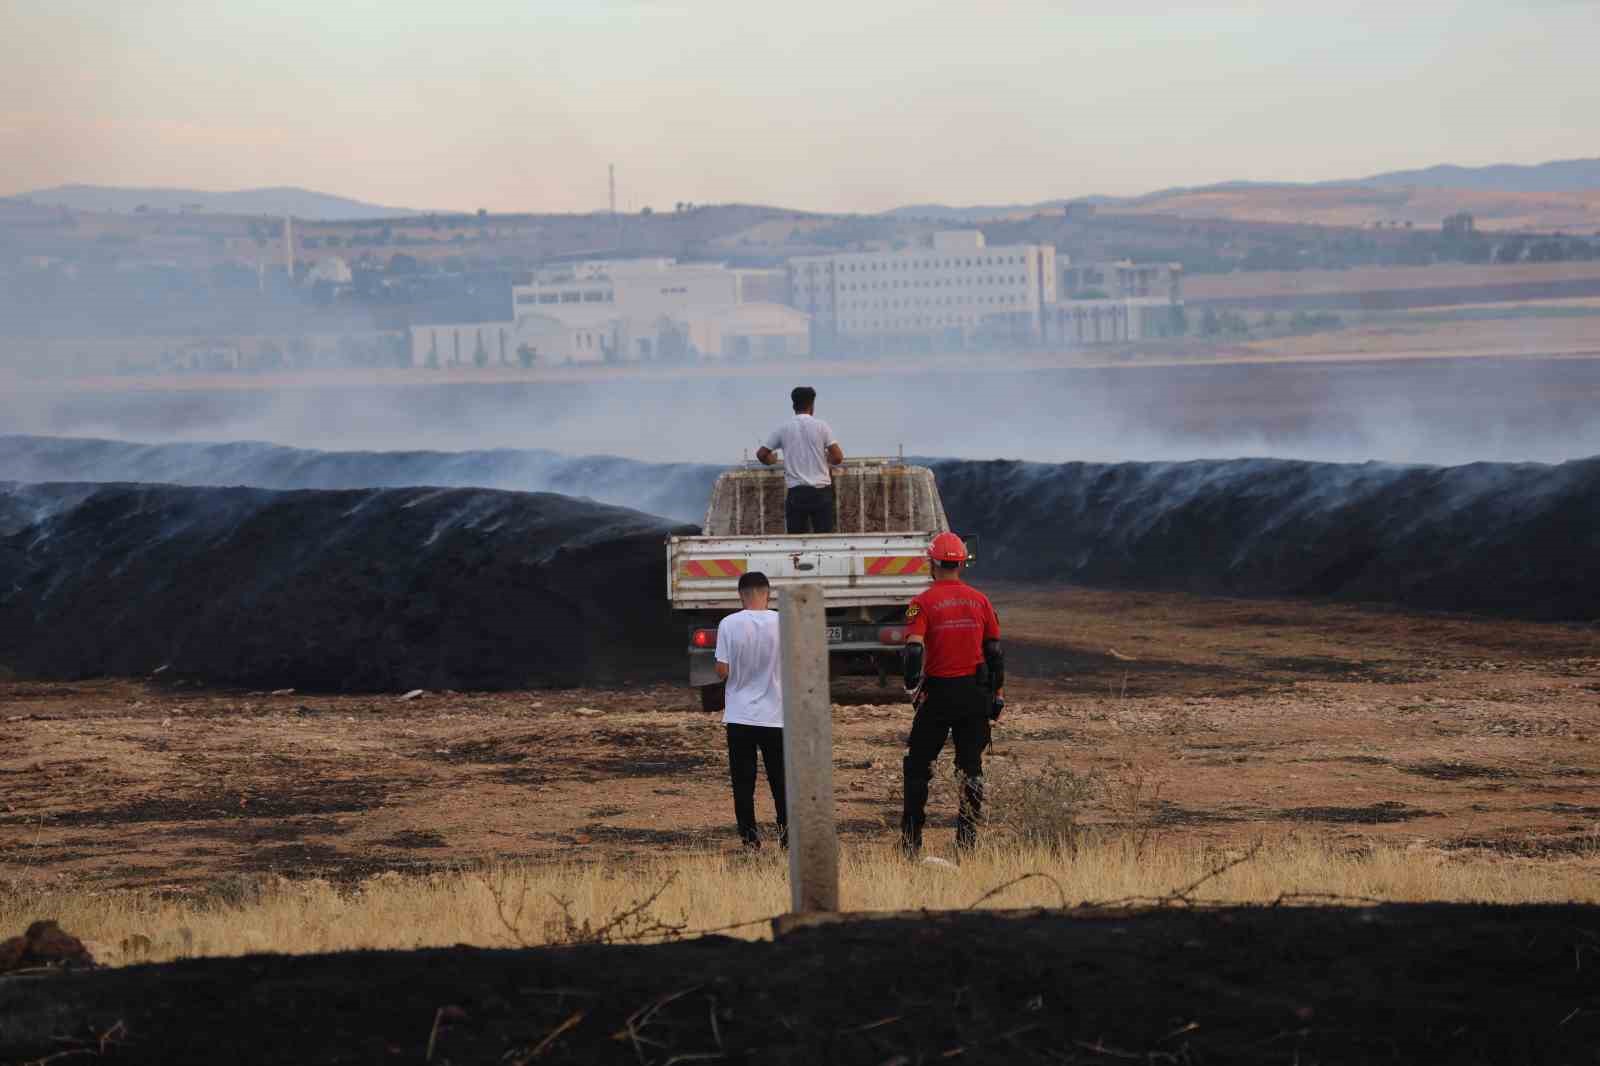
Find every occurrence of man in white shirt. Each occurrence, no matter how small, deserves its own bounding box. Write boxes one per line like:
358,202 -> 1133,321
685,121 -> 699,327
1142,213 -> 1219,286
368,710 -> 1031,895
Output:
714,570 -> 786,848
757,385 -> 845,534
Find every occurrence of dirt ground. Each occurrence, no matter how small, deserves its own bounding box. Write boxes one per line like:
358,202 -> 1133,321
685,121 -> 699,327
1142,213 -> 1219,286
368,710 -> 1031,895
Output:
3,584 -> 1598,892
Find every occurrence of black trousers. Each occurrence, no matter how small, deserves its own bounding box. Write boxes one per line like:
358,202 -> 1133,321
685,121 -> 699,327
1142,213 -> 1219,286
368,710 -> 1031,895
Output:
785,484 -> 835,534
902,675 -> 991,852
726,723 -> 787,847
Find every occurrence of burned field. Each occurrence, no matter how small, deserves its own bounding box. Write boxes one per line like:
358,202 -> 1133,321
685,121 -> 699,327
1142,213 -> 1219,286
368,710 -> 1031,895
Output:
4,588 -> 1600,1063
3,434 -> 1600,1063
5,587 -> 1598,890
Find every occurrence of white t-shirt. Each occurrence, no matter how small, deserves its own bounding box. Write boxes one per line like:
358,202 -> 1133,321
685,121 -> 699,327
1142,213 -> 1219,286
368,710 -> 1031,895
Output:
765,414 -> 838,490
715,609 -> 783,728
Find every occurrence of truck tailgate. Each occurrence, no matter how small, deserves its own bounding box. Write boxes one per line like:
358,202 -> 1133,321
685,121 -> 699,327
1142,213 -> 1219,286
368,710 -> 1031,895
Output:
668,533 -> 933,610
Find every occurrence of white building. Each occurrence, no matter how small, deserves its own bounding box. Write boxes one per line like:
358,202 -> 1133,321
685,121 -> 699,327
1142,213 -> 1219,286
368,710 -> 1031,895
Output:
788,231 -> 1058,349
507,258 -> 807,364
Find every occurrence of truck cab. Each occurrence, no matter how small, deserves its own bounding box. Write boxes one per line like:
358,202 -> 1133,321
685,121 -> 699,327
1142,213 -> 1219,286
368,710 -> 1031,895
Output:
666,457 -> 954,711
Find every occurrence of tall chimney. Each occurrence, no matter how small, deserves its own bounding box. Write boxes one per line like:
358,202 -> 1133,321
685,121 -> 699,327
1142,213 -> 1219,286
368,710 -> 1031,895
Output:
284,214 -> 294,283
609,164 -> 616,217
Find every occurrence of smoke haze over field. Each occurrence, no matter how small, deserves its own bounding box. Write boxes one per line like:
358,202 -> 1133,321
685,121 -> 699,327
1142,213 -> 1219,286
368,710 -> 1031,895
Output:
6,358 -> 1600,468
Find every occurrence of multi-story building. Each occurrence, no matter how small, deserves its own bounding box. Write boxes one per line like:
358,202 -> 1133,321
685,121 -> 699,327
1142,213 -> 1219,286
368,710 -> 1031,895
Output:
1058,259 -> 1183,303
788,231 -> 1057,350
1047,258 -> 1185,345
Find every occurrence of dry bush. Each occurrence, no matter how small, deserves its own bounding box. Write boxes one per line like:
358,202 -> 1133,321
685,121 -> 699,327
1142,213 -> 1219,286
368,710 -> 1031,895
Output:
980,758 -> 1098,855
6,838 -> 1600,967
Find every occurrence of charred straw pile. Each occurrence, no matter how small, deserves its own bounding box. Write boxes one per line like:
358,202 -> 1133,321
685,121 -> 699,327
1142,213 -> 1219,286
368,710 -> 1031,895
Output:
933,455 -> 1600,619
0,482 -> 694,690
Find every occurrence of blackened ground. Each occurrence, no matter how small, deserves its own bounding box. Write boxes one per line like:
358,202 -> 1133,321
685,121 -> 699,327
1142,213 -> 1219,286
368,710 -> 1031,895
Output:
2,905 -> 1598,1065
934,455 -> 1600,619
0,482 -> 692,691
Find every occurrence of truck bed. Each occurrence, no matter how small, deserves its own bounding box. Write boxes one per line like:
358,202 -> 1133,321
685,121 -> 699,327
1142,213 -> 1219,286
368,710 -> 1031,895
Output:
667,531 -> 935,610
669,458 -> 949,612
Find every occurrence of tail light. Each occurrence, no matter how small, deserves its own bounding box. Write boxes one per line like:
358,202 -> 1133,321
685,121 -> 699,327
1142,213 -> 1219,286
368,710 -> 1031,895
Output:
691,629 -> 717,649
878,627 -> 908,645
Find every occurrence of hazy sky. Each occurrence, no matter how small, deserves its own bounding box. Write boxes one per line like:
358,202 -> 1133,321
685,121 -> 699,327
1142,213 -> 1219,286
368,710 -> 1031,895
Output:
2,1 -> 1595,214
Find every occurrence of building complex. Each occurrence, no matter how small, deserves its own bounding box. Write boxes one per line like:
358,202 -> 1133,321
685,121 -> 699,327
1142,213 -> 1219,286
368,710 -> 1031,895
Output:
410,233 -> 1184,369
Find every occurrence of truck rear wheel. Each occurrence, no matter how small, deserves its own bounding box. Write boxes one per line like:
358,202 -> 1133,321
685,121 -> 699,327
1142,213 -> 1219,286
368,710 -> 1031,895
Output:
699,682 -> 726,714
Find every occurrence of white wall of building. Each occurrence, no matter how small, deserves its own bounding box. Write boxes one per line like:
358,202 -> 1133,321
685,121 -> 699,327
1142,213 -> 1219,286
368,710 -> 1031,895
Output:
788,232 -> 1057,344
507,259 -> 808,363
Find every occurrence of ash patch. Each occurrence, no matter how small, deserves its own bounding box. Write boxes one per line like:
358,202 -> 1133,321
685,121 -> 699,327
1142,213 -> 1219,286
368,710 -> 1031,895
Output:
425,735 -> 541,765
1278,801 -> 1435,824
1404,761 -> 1521,781
378,830 -> 448,849
4,777 -> 391,827
577,727 -> 713,776
1444,834 -> 1600,858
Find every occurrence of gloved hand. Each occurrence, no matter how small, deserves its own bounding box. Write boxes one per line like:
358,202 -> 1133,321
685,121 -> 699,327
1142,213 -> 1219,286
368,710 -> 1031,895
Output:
989,694 -> 1005,722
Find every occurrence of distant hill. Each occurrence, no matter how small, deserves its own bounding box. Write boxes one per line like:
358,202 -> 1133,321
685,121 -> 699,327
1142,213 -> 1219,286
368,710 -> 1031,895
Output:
1353,158 -> 1600,193
883,158 -> 1600,221
14,184 -> 421,220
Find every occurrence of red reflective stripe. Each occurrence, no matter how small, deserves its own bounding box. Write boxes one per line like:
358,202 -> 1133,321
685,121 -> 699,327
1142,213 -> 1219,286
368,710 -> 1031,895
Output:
678,559 -> 748,579
866,556 -> 929,576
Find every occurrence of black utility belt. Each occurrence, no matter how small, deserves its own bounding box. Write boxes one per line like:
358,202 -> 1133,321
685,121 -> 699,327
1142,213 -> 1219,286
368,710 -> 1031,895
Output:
925,673 -> 981,685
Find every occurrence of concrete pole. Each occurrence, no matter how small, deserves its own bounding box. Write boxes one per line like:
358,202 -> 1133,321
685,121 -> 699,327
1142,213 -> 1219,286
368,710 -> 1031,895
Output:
779,583 -> 838,913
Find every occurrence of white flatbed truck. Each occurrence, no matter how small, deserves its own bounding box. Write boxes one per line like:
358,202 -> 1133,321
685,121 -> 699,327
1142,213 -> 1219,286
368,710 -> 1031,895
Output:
666,457 -> 958,711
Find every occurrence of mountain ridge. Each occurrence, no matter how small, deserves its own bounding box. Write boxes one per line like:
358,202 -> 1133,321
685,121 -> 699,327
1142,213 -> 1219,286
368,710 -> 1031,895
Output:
880,158 -> 1600,222
11,184 -> 424,221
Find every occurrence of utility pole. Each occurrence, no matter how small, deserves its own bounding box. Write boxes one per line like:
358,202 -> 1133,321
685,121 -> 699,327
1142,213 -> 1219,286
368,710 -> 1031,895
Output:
779,584 -> 839,914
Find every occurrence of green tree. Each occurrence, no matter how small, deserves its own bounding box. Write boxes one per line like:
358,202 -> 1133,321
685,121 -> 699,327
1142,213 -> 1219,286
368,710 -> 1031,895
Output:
473,331 -> 488,367
517,344 -> 537,369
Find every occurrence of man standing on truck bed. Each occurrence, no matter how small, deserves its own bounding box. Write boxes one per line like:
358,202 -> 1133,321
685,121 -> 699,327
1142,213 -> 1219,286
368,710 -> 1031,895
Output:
757,385 -> 845,534
900,532 -> 1004,857
715,571 -> 787,849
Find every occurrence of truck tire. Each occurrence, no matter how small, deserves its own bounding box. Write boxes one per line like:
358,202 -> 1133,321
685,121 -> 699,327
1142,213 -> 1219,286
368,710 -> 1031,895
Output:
699,682 -> 726,714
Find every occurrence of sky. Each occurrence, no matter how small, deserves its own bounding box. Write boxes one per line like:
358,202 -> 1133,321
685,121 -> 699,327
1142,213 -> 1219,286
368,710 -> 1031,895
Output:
1,0 -> 1596,214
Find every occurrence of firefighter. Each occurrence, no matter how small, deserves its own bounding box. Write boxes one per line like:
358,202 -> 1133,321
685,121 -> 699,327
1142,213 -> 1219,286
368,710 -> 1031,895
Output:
899,531 -> 1004,857
756,386 -> 845,534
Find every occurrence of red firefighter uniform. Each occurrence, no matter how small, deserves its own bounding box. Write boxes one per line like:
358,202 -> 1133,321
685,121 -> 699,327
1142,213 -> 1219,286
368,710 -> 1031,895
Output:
900,575 -> 1001,853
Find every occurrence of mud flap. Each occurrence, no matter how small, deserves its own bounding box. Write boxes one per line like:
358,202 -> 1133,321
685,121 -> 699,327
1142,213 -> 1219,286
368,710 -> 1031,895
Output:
689,648 -> 720,688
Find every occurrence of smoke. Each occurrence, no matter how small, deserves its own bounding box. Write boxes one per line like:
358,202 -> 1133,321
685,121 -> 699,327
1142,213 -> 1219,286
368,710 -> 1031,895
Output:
6,356 -> 1600,467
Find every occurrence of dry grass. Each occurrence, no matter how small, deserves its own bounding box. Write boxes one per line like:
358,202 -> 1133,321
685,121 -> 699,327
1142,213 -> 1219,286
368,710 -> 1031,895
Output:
5,837 -> 1598,968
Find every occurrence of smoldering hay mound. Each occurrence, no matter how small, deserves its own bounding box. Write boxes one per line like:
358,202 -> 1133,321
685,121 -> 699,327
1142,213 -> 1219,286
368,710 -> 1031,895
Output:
931,456 -> 1600,619
0,482 -> 694,690
0,434 -> 719,525
3,439 -> 1597,695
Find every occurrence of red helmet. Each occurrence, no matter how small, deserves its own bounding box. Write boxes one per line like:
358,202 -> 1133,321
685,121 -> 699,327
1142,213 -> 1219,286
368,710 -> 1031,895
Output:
928,531 -> 968,564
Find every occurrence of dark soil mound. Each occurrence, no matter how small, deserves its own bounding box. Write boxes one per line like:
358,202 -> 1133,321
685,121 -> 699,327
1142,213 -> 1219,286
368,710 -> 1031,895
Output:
1,904 -> 1596,1064
933,455 -> 1600,618
0,435 -> 720,524
0,482 -> 693,690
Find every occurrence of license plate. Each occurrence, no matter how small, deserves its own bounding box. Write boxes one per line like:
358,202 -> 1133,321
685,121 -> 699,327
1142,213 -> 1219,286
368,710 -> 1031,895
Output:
825,626 -> 843,643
